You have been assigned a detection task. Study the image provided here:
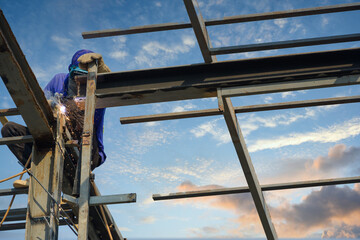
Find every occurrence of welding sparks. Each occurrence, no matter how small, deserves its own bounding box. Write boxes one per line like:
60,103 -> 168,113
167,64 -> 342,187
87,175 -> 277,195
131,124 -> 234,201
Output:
59,105 -> 66,114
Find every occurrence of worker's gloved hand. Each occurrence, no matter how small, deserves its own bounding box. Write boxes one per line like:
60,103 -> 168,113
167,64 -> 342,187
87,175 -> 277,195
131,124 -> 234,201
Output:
77,53 -> 111,73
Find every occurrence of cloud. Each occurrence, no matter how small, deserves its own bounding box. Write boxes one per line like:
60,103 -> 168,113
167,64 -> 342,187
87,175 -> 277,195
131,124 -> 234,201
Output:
51,35 -> 72,52
322,224 -> 360,238
281,91 -> 296,98
172,103 -> 197,113
309,144 -> 360,173
109,36 -> 128,60
132,35 -> 196,68
274,185 -> 360,237
190,118 -> 231,145
274,19 -> 287,29
249,117 -> 360,152
140,216 -> 157,224
175,181 -> 360,238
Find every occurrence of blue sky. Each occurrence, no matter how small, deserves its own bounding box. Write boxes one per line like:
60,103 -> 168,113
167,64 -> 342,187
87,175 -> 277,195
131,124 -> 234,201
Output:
1,0 -> 360,239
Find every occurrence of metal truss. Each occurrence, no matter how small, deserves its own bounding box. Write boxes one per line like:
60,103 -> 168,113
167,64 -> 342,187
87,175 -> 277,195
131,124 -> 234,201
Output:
1,1 -> 360,239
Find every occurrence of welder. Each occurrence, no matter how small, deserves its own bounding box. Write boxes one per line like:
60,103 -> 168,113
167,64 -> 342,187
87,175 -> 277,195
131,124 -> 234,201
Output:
1,49 -> 111,188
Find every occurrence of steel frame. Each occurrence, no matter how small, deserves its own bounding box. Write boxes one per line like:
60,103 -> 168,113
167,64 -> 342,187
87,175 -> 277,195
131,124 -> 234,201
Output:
1,1 -> 360,239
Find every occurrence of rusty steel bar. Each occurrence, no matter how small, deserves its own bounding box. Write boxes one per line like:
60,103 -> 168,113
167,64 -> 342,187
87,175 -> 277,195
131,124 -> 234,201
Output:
0,108 -> 20,117
0,188 -> 28,196
0,10 -> 54,147
78,62 -> 98,240
120,95 -> 360,124
153,176 -> 360,200
82,2 -> 360,39
183,0 -> 215,63
221,97 -> 278,239
210,33 -> 360,55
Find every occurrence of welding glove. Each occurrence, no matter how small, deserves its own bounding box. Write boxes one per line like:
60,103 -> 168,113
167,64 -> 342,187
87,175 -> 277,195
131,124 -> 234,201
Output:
77,53 -> 111,73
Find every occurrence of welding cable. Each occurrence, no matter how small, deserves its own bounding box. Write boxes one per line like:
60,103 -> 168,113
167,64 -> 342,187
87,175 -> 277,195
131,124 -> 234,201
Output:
0,169 -> 29,183
0,155 -> 32,227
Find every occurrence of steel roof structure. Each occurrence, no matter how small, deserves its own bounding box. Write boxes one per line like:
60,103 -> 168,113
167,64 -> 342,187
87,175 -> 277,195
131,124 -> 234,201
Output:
1,1 -> 360,239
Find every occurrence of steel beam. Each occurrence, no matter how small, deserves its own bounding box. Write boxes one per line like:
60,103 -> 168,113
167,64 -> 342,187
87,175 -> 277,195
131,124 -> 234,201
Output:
82,3 -> 360,39
78,63 -> 97,240
1,220 -> 68,231
0,11 -> 54,147
0,188 -> 28,196
221,97 -> 277,239
89,193 -> 136,206
0,135 -> 33,145
120,95 -> 360,124
0,108 -> 20,117
220,74 -> 360,97
75,48 -> 360,108
210,33 -> 360,55
153,176 -> 360,200
183,0 -> 216,63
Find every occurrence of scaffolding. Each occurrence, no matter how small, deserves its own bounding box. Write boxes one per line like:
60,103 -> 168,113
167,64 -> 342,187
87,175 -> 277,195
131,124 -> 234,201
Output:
1,1 -> 360,239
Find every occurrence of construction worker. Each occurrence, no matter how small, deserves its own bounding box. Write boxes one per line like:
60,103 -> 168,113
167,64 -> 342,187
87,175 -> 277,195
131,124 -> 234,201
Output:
1,49 -> 110,188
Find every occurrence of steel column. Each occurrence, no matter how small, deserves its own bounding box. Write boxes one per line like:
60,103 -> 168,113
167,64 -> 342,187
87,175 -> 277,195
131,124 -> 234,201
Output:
49,113 -> 66,239
221,96 -> 277,239
78,62 -> 97,240
25,147 -> 54,239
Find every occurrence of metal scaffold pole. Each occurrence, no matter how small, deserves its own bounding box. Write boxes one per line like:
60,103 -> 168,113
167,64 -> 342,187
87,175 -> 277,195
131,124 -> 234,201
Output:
77,62 -> 97,240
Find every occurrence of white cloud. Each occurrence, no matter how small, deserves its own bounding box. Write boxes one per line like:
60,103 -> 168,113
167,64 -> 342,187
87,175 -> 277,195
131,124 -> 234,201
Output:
132,35 -> 196,68
155,2 -> 161,7
239,108 -> 317,135
264,96 -> 273,103
109,50 -> 128,60
140,216 -> 157,224
51,35 -> 72,52
281,91 -> 296,98
190,118 -> 231,145
118,227 -> 131,232
249,117 -> 360,152
274,19 -> 287,28
172,103 -> 197,112
109,36 -> 128,61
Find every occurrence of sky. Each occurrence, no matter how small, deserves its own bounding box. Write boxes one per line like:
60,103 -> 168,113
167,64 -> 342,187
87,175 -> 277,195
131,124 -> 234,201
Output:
1,0 -> 360,239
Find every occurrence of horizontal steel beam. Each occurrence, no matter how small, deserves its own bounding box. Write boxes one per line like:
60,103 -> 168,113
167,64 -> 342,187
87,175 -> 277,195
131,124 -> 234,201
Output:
0,10 -> 54,147
120,95 -> 360,124
153,176 -> 360,201
0,219 -> 68,231
89,193 -> 136,206
211,33 -> 360,55
0,135 -> 33,145
82,2 -> 360,39
205,2 -> 360,25
0,188 -> 28,196
76,48 -> 360,108
0,108 -> 19,117
220,74 -> 360,97
63,193 -> 137,206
